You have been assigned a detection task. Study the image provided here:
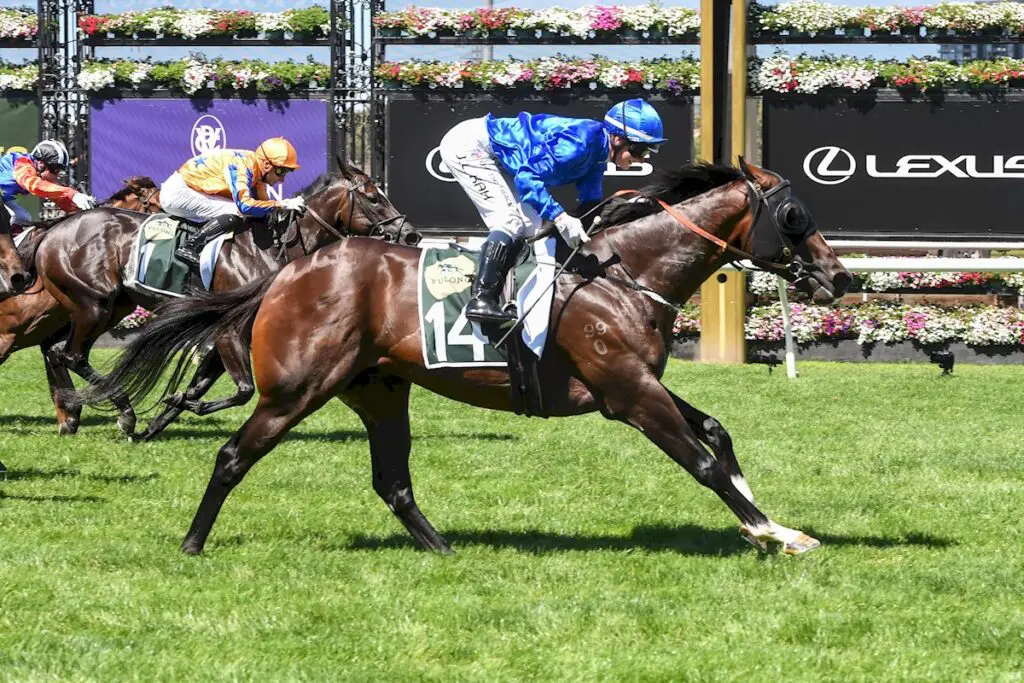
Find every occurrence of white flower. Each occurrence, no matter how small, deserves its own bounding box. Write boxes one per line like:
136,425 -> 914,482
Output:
599,65 -> 629,88
79,66 -> 115,91
256,13 -> 289,33
129,64 -> 152,85
175,11 -> 215,39
181,60 -> 216,95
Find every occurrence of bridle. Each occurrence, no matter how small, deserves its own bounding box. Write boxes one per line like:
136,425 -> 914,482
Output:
277,175 -> 419,259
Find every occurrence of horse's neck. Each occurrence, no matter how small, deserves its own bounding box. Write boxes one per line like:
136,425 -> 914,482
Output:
604,183 -> 746,306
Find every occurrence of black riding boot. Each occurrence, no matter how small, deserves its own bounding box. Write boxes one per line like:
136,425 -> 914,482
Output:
466,232 -> 515,323
176,214 -> 244,266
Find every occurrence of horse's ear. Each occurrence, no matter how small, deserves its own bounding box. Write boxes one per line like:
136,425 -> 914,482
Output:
737,156 -> 757,181
337,155 -> 353,178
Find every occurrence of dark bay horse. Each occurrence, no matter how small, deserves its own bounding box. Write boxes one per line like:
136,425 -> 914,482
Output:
86,160 -> 852,556
38,160 -> 416,438
0,177 -> 162,432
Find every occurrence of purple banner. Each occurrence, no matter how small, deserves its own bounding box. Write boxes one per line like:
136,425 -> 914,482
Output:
90,97 -> 328,201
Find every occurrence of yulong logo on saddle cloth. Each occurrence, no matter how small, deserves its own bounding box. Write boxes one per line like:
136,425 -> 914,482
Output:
418,238 -> 557,369
123,214 -> 230,298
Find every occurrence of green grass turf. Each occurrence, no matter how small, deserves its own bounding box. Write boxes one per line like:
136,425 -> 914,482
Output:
1,351 -> 1022,681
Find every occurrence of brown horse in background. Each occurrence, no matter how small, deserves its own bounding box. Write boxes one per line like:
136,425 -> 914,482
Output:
37,160 -> 416,438
85,160 -> 852,556
0,177 -> 161,432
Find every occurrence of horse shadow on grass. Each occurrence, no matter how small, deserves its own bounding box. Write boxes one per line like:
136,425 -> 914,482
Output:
0,490 -> 105,504
0,468 -> 159,485
342,524 -> 956,557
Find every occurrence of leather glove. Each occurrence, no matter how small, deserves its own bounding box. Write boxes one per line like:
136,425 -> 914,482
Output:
71,192 -> 96,211
279,196 -> 306,213
554,211 -> 590,249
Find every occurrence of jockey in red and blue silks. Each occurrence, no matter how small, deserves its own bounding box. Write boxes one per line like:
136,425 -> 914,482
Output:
0,140 -> 96,230
438,98 -> 667,324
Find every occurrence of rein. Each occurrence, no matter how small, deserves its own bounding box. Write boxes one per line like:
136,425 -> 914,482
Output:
274,175 -> 411,261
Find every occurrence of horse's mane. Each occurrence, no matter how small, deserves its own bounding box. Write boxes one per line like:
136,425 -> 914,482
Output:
297,172 -> 340,200
105,176 -> 157,203
599,163 -> 744,228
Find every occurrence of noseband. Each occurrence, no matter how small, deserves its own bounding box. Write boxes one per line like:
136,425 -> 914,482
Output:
281,176 -> 418,256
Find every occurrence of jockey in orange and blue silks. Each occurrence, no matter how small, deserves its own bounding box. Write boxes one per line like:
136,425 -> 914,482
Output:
0,140 -> 96,230
437,98 -> 666,324
159,137 -> 306,266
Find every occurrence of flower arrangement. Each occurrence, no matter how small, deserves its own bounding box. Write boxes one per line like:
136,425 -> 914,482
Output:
78,6 -> 330,39
752,53 -> 1024,93
740,302 -> 1024,346
375,56 -> 700,92
80,57 -> 331,95
748,267 -> 1024,297
0,7 -> 37,41
0,61 -> 38,92
372,4 -> 699,39
756,1 -> 1024,35
113,306 -> 156,332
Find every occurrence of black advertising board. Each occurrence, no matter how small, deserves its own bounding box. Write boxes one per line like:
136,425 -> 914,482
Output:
385,94 -> 693,233
763,93 -> 1024,242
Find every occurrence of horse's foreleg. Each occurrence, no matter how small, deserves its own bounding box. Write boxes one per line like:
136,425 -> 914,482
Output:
341,373 -> 452,554
668,391 -> 755,505
135,350 -> 225,442
183,335 -> 254,416
611,375 -> 819,555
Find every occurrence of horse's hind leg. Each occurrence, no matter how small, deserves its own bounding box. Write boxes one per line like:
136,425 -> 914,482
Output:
602,369 -> 819,555
181,390 -> 330,555
135,349 -> 226,442
668,391 -> 755,504
45,297 -> 137,435
182,335 -> 255,416
341,371 -> 452,554
42,341 -> 81,436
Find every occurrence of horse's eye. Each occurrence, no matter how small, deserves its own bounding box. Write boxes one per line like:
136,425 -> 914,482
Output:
367,193 -> 381,204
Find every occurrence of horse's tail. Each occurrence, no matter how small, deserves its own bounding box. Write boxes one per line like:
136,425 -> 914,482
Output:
78,272 -> 277,410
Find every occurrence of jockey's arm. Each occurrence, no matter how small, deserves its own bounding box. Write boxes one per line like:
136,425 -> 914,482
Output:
573,163 -> 605,228
224,162 -> 278,218
12,157 -> 78,213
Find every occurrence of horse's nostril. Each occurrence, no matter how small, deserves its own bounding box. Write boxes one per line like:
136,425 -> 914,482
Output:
404,232 -> 422,246
10,271 -> 28,291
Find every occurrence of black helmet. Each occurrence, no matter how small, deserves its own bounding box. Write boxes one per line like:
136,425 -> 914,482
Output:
31,140 -> 70,171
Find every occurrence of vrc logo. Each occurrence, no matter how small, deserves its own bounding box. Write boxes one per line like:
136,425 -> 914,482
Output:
803,146 -> 856,185
191,114 -> 226,156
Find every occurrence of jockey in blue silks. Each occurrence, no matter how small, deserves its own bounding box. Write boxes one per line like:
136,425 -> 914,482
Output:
438,98 -> 667,323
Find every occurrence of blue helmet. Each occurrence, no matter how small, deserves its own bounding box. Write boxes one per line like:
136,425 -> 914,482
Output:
604,99 -> 667,146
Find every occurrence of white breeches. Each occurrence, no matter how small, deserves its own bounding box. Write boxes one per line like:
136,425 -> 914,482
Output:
160,172 -> 240,223
438,117 -> 542,239
4,200 -> 32,227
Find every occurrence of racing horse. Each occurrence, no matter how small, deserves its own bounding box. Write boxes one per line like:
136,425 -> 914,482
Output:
0,176 -> 162,433
0,190 -> 35,301
84,159 -> 852,556
39,159 -> 417,437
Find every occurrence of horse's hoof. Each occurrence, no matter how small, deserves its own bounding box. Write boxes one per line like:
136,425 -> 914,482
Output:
117,414 -> 136,437
180,542 -> 203,556
739,525 -> 768,552
57,420 -> 79,436
783,533 -> 821,556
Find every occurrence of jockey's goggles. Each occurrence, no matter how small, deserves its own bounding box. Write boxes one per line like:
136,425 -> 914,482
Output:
44,162 -> 66,174
274,166 -> 295,176
628,141 -> 660,159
